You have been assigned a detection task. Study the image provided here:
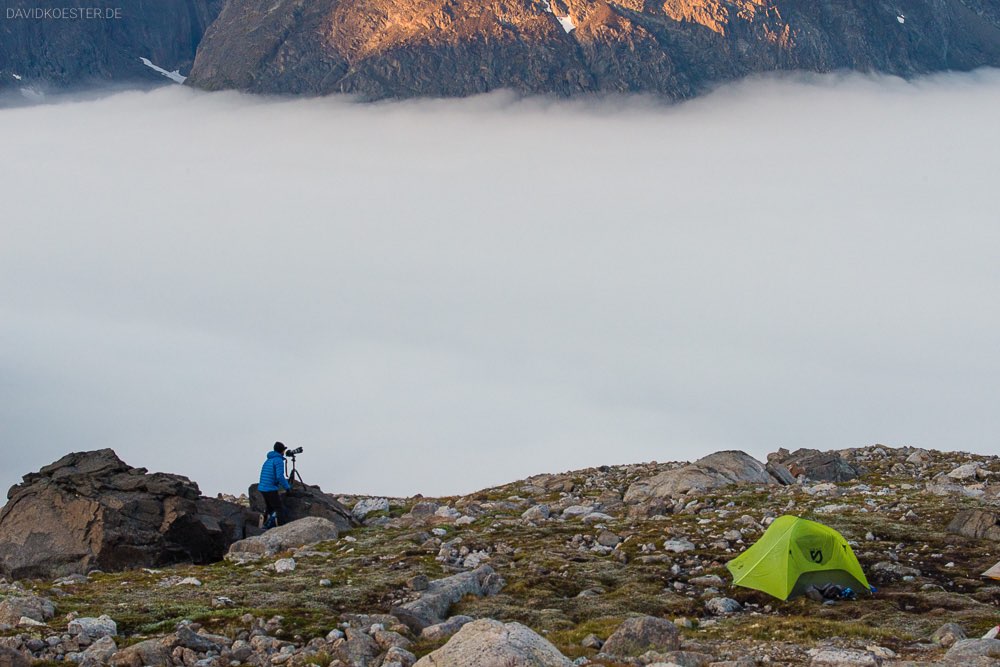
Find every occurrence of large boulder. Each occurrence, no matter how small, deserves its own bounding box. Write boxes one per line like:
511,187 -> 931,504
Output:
413,618 -> 572,667
226,516 -> 341,561
0,595 -> 55,625
392,566 -> 505,633
0,647 -> 30,667
248,483 -> 358,533
767,448 -> 860,482
941,638 -> 1000,665
947,509 -> 1000,541
600,616 -> 680,658
624,451 -> 772,503
0,450 -> 255,579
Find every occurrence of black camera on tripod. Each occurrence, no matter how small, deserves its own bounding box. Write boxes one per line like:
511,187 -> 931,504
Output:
286,446 -> 304,456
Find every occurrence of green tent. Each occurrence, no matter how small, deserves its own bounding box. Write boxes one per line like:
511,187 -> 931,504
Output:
726,515 -> 870,601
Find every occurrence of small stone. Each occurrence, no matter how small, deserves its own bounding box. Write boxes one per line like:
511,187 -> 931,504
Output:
273,558 -> 296,573
705,598 -> 742,615
580,634 -> 602,650
663,539 -> 695,553
932,622 -> 967,648
176,577 -> 202,587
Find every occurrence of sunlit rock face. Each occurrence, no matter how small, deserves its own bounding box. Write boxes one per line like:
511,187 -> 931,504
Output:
185,0 -> 1000,99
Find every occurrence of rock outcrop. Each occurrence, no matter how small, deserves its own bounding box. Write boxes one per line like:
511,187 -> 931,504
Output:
413,618 -> 572,666
624,450 -> 773,504
0,450 -> 254,579
248,483 -> 358,534
185,0 -> 1000,100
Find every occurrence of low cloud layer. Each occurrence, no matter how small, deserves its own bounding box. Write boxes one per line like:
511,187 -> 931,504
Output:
2,71 -> 999,497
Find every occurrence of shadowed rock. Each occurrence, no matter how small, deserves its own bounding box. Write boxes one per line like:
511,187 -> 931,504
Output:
0,450 -> 255,580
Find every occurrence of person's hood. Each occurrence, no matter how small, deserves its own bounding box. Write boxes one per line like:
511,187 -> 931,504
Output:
267,450 -> 285,460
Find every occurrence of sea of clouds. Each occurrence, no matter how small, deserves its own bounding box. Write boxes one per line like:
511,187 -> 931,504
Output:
2,70 -> 999,497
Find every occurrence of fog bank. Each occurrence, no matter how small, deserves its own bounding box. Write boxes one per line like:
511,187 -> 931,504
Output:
2,71 -> 999,497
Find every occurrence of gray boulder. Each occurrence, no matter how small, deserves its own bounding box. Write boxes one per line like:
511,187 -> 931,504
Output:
68,615 -> 117,639
705,597 -> 742,615
932,622 -> 967,647
947,509 -> 1000,541
79,636 -> 117,667
625,451 -> 772,503
0,648 -> 29,667
941,638 -> 1000,665
600,615 -> 680,658
413,618 -> 572,667
0,449 -> 254,579
392,566 -> 504,632
421,616 -> 475,641
0,595 -> 54,625
767,448 -> 860,482
108,638 -> 172,667
227,516 -> 340,560
352,498 -> 390,521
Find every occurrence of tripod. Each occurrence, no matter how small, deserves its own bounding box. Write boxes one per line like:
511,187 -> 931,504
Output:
285,453 -> 305,488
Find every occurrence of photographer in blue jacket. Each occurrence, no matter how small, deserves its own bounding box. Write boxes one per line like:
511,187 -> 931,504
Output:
259,441 -> 291,529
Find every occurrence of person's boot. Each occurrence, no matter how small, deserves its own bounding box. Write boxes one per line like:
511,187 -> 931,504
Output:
263,512 -> 277,530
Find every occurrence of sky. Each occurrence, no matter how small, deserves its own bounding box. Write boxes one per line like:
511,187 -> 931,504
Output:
2,71 -> 999,499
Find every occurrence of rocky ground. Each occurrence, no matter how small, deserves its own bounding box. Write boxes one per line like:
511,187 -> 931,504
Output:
1,445 -> 999,666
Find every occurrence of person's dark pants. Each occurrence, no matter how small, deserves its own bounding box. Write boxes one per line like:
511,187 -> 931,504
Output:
261,490 -> 287,527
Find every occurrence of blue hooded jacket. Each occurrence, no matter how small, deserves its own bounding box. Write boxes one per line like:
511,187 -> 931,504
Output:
259,450 -> 291,492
